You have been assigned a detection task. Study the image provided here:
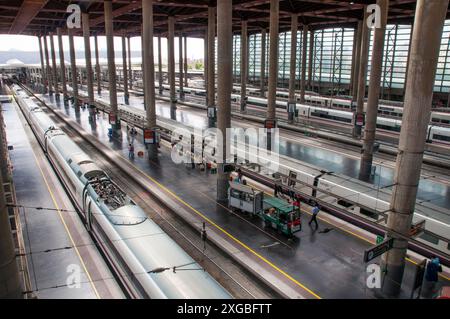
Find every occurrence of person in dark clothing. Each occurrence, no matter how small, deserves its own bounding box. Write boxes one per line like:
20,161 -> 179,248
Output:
309,204 -> 320,229
422,257 -> 443,298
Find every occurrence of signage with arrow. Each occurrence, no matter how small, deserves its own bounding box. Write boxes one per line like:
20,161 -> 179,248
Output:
364,237 -> 394,263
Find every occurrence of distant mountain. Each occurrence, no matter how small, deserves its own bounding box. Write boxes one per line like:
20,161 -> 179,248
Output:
0,50 -> 142,65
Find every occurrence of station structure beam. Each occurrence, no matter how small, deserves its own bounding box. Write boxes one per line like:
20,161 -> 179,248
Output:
122,35 -> 129,104
142,0 -> 158,159
300,24 -> 308,104
43,35 -> 53,95
38,35 -> 47,94
216,0 -> 232,202
68,29 -> 79,110
207,5 -> 216,127
288,13 -> 298,122
168,15 -> 177,120
240,19 -> 248,112
204,28 -> 208,98
104,0 -> 120,134
82,12 -> 95,123
308,30 -> 314,90
178,33 -> 184,100
49,33 -> 59,98
360,0 -> 389,180
94,34 -> 101,95
381,0 -> 449,296
56,28 -> 67,102
355,7 -> 370,138
260,28 -> 266,98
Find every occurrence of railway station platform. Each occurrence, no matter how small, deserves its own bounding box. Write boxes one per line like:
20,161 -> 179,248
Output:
1,88 -> 123,299
77,85 -> 450,211
26,90 -> 450,299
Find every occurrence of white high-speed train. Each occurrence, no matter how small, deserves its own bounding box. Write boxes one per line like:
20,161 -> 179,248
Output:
151,82 -> 450,128
11,84 -> 232,299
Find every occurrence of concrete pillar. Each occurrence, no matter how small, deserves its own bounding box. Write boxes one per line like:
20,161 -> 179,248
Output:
288,14 -> 298,123
360,0 -> 389,180
204,28 -> 208,94
259,28 -> 266,98
355,8 -> 370,137
142,0 -> 157,158
178,34 -> 184,100
207,5 -> 216,127
0,136 -> 22,299
168,16 -> 177,119
38,35 -> 47,93
127,36 -> 132,90
216,0 -> 232,202
122,36 -> 129,104
82,12 -> 95,125
351,21 -> 363,101
158,35 -> 163,94
381,0 -> 449,296
184,36 -> 188,88
68,29 -> 79,109
57,28 -> 67,102
267,0 -> 279,122
43,35 -> 53,95
308,31 -> 314,90
300,24 -> 308,103
49,33 -> 59,98
105,0 -> 120,134
94,34 -> 101,95
240,20 -> 248,112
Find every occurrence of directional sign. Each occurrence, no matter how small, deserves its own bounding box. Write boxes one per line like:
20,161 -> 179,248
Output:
364,238 -> 394,263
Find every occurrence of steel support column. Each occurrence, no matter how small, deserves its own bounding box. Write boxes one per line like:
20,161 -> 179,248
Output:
178,34 -> 184,100
38,35 -> 47,93
184,36 -> 188,88
158,35 -> 163,94
94,34 -> 101,95
127,36 -> 132,91
351,21 -> 363,101
308,31 -> 314,90
360,0 -> 389,180
82,12 -> 95,126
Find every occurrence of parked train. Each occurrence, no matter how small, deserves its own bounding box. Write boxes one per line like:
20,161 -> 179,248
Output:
11,84 -> 232,299
147,114 -> 449,256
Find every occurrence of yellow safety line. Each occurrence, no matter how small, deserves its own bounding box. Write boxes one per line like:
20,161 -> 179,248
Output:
30,148 -> 100,298
247,183 -> 450,282
128,163 -> 321,299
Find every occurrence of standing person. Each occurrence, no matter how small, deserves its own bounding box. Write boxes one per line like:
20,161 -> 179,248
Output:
309,203 -> 320,229
128,143 -> 135,159
273,173 -> 283,197
422,257 -> 443,298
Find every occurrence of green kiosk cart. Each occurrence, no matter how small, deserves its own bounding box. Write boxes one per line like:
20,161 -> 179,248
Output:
228,182 -> 302,237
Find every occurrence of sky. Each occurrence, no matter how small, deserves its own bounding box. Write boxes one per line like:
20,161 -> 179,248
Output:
0,34 -> 205,60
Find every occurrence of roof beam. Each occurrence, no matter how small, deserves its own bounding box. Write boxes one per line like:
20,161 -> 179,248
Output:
9,0 -> 48,34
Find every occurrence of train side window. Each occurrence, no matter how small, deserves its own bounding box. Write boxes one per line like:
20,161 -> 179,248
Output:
337,199 -> 353,208
360,208 -> 379,220
448,242 -> 450,251
433,134 -> 450,142
419,232 -> 439,245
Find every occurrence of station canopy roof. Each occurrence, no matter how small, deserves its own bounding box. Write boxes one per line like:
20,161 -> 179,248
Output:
0,0 -> 449,38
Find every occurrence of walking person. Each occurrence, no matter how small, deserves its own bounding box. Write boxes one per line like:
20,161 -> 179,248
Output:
128,143 -> 135,159
422,257 -> 443,298
309,203 -> 320,229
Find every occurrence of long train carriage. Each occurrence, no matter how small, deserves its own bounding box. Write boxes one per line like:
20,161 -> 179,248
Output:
11,84 -> 231,299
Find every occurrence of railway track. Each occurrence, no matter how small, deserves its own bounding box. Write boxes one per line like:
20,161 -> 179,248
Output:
20,86 -> 280,299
